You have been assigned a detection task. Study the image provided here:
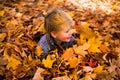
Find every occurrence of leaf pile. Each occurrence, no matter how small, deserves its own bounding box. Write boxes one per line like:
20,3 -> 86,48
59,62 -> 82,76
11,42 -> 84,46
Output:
0,0 -> 120,80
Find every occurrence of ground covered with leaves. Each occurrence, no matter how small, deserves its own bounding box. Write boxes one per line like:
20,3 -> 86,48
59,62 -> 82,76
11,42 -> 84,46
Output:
0,0 -> 120,80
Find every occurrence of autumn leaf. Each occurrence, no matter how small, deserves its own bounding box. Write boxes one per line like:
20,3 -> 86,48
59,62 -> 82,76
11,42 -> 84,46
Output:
61,48 -> 75,60
7,57 -> 21,70
73,43 -> 90,56
35,45 -> 42,56
0,33 -> 7,42
68,56 -> 78,68
42,55 -> 55,68
94,65 -> 104,74
78,22 -> 96,44
88,37 -> 101,53
69,68 -> 79,80
99,44 -> 109,53
0,10 -> 5,16
52,75 -> 70,80
87,58 -> 97,67
33,67 -> 45,80
68,11 -> 74,18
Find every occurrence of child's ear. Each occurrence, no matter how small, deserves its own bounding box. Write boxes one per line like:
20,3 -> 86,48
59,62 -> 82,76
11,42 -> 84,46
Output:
51,31 -> 57,38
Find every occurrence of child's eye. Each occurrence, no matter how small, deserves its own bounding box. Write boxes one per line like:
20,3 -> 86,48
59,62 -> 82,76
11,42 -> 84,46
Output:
65,28 -> 72,33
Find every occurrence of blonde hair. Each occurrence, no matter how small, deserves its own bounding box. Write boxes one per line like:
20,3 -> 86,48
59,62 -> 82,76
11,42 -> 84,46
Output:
44,8 -> 74,34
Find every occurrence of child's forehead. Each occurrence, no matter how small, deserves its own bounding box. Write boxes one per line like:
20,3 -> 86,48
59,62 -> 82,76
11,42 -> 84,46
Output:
60,23 -> 73,29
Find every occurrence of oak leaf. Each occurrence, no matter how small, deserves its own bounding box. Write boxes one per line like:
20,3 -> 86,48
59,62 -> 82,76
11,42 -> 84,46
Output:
42,55 -> 55,68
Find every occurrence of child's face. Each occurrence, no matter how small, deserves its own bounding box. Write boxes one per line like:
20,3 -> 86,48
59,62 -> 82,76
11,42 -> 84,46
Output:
51,25 -> 73,43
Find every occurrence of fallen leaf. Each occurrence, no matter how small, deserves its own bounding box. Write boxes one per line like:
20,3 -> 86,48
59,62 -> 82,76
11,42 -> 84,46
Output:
0,10 -> 5,16
0,33 -> 6,42
42,55 -> 55,68
87,58 -> 97,67
88,37 -> 101,53
7,57 -> 21,70
35,45 -> 42,56
68,56 -> 78,68
33,67 -> 45,80
99,44 -> 109,53
73,43 -> 90,56
61,48 -> 75,60
94,65 -> 104,74
52,75 -> 70,80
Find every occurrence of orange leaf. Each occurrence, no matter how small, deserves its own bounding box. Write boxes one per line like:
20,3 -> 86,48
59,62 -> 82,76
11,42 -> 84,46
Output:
68,57 -> 78,68
61,48 -> 75,60
99,44 -> 109,53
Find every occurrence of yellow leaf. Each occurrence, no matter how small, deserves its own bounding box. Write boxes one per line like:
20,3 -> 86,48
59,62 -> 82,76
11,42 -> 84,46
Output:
68,11 -> 74,17
94,65 -> 104,74
0,33 -> 7,42
0,10 -> 5,16
78,22 -> 96,44
68,57 -> 78,68
69,68 -> 79,80
35,45 -> 42,56
7,57 -> 21,70
88,37 -> 101,53
42,55 -> 55,68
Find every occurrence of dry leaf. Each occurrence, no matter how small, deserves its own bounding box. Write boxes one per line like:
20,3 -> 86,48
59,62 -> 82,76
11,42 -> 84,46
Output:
99,44 -> 109,53
73,43 -> 90,56
88,37 -> 101,53
7,57 -> 21,70
35,45 -> 42,56
33,67 -> 45,80
0,33 -> 6,42
68,56 -> 78,68
94,65 -> 104,74
61,48 -> 75,60
52,75 -> 70,80
42,55 -> 55,68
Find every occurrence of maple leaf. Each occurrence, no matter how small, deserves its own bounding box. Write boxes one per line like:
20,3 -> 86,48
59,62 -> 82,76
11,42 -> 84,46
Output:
78,22 -> 96,44
87,58 -> 97,67
73,43 -> 90,56
61,48 -> 75,60
68,56 -> 78,68
42,55 -> 55,68
7,57 -> 21,70
94,65 -> 104,74
35,45 -> 42,56
88,37 -> 102,53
